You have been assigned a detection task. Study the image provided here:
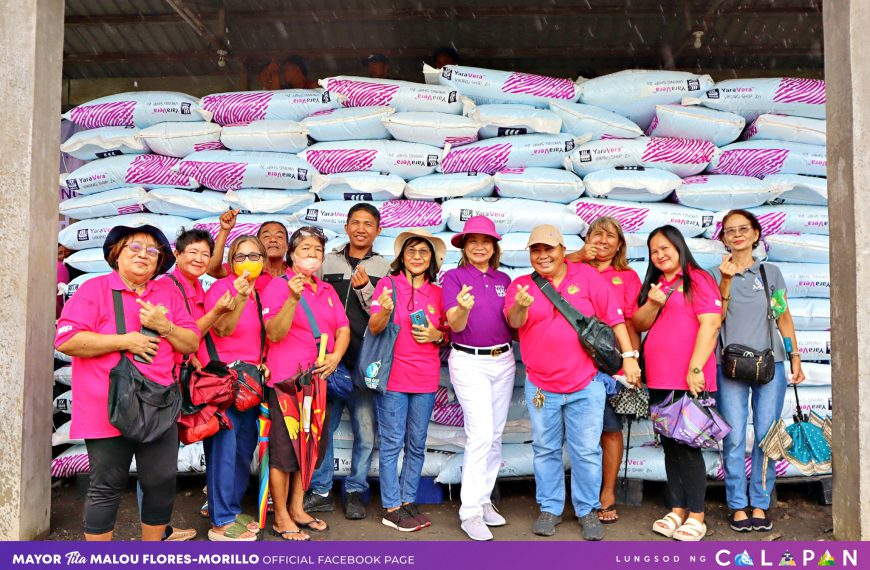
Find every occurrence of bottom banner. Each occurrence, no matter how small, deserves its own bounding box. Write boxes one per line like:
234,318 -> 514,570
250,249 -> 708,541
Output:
0,541 -> 864,570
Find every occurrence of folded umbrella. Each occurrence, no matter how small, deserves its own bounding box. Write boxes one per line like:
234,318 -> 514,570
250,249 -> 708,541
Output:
256,399 -> 271,532
784,383 -> 831,476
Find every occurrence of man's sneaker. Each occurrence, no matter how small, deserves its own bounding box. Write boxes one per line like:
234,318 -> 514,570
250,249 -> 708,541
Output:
381,507 -> 423,532
482,503 -> 506,527
402,503 -> 431,527
579,511 -> 605,541
532,511 -> 562,537
461,514 -> 493,541
303,491 -> 334,513
344,492 -> 367,520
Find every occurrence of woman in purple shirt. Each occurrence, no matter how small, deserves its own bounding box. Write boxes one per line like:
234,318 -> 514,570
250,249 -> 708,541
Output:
442,216 -> 515,541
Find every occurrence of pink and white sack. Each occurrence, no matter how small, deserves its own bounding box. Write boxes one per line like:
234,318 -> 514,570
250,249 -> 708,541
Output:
439,134 -> 580,174
60,126 -> 149,161
683,77 -> 826,121
564,137 -> 715,178
293,199 -> 446,237
223,189 -> 315,215
137,122 -> 224,158
707,141 -> 826,177
381,112 -> 480,148
61,154 -> 198,194
568,198 -> 714,237
764,174 -> 827,206
59,187 -> 148,219
320,75 -> 462,114
219,120 -> 309,153
62,91 -> 212,129
578,70 -> 715,130
674,175 -> 779,211
424,63 -> 581,108
58,212 -> 193,250
743,114 -> 826,147
311,171 -> 406,201
145,188 -> 228,219
704,205 -> 828,239
202,89 -> 341,125
174,150 -> 316,191
299,140 -> 442,179
646,104 -> 745,146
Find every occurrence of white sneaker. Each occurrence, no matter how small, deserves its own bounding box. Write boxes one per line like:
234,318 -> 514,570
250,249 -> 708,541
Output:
461,514 -> 493,541
482,503 -> 507,527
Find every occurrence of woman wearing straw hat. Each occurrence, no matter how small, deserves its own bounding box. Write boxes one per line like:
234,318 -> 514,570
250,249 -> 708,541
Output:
369,229 -> 448,533
442,216 -> 515,541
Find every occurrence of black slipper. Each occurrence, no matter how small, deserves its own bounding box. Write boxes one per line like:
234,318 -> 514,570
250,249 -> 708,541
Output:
598,505 -> 619,524
295,517 -> 329,532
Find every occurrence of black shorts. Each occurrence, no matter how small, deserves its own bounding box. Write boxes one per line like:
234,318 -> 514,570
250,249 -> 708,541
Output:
602,398 -> 624,433
267,388 -> 330,473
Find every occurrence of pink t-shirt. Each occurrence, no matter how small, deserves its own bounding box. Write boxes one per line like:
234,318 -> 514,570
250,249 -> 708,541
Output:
642,268 -> 722,392
165,269 -> 208,365
598,265 -> 642,319
55,272 -> 200,439
371,273 -> 444,394
505,262 -> 624,394
261,269 -> 349,386
204,275 -> 265,365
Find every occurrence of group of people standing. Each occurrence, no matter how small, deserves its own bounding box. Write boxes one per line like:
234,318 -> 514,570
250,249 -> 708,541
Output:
55,202 -> 805,542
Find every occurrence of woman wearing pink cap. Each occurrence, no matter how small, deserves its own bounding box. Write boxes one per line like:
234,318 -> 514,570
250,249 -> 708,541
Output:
441,216 -> 515,541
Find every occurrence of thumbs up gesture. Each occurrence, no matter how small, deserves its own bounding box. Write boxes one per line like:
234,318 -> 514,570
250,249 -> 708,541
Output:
515,284 -> 535,308
456,284 -> 475,311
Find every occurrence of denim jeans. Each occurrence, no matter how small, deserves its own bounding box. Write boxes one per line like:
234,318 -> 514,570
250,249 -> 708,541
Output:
202,405 -> 259,527
309,388 -> 377,495
375,390 -> 437,510
715,362 -> 787,510
525,373 -> 606,518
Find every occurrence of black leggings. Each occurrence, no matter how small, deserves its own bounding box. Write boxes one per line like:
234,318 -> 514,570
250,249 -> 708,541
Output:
84,424 -> 178,534
649,389 -> 708,513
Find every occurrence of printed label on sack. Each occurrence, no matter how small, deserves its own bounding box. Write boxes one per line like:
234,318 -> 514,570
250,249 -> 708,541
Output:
687,79 -> 701,91
702,215 -> 714,227
705,88 -> 721,99
442,68 -> 453,80
180,102 -> 191,114
322,92 -> 332,103
426,154 -> 440,167
343,192 -> 374,201
498,127 -> 527,136
564,140 -> 576,152
66,179 -> 80,192
459,208 -> 473,222
298,168 -> 308,182
95,150 -> 123,159
578,149 -> 592,163
305,208 -> 319,222
615,165 -> 645,171
448,91 -> 458,103
76,229 -> 89,242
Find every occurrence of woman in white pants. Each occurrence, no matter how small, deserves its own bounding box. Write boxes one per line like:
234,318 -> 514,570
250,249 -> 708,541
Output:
442,216 -> 516,541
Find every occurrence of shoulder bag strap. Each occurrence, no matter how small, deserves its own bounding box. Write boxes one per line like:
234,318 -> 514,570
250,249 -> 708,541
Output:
530,272 -> 589,327
387,276 -> 397,325
112,289 -> 127,336
298,296 -> 323,340
167,273 -> 220,363
759,264 -> 777,352
253,291 -> 267,364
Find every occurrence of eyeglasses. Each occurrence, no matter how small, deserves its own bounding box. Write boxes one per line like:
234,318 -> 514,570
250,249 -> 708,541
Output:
126,241 -> 161,258
405,247 -> 432,258
233,253 -> 263,262
723,225 -> 753,237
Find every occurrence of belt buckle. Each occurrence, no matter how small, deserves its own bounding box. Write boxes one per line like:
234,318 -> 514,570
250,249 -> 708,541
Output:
490,347 -> 506,357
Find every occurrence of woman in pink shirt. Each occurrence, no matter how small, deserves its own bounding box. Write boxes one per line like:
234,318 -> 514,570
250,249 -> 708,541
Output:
633,225 -> 722,542
201,235 -> 270,541
55,224 -> 199,541
369,230 -> 448,533
262,227 -> 350,541
567,216 -> 642,525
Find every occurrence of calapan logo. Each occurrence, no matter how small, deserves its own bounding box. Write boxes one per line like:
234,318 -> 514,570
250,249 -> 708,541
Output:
715,547 -> 856,567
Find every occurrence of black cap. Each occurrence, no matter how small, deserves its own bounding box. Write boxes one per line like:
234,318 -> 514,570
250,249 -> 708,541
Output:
102,224 -> 174,277
362,53 -> 390,66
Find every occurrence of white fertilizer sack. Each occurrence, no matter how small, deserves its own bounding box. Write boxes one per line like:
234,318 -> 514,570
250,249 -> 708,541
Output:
764,174 -> 827,206
174,150 -> 315,191
765,233 -> 829,264
299,140 -> 441,179
439,134 -> 580,174
788,299 -> 830,331
311,171 -> 406,201
60,126 -> 149,160
59,213 -> 193,251
744,114 -> 826,147
773,262 -> 830,298
494,167 -> 584,203
60,187 -> 148,219
62,91 -> 211,128
382,111 -> 480,148
707,141 -> 826,177
646,104 -> 745,146
499,232 -> 584,267
469,103 -> 562,138
224,189 -> 315,215
63,250 -> 111,274
302,106 -> 393,142
582,167 -> 680,202
219,120 -> 309,153
674,175 -> 779,211
145,188 -> 229,218
137,122 -> 224,158
704,205 -> 828,239
549,101 -> 644,140
404,173 -> 494,201
565,137 -> 715,178
443,197 -> 587,235
683,78 -> 826,121
569,198 -> 714,237
321,75 -> 462,114
427,64 -> 582,108
293,200 -> 446,237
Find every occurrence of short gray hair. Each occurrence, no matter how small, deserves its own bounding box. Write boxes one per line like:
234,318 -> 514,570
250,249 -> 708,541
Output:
288,226 -> 327,256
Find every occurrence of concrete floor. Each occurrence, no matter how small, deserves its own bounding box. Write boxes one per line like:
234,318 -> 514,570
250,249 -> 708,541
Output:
47,477 -> 833,542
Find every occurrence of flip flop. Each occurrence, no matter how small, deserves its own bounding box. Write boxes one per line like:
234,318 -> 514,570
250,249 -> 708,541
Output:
199,501 -> 209,518
295,517 -> 329,532
208,522 -> 258,542
235,514 -> 260,533
598,505 -> 619,524
270,527 -> 310,541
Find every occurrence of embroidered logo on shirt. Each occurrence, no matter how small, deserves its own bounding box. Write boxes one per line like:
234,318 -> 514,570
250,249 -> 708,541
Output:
567,284 -> 580,295
617,308 -> 623,315
328,297 -> 334,308
715,300 -> 722,307
58,325 -> 72,335
262,308 -> 270,315
677,285 -> 684,293
611,277 -> 623,285
495,285 -> 506,297
753,277 -> 764,291
427,304 -> 436,314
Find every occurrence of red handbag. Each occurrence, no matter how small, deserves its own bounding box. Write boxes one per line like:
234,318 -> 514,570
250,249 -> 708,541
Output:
178,407 -> 233,445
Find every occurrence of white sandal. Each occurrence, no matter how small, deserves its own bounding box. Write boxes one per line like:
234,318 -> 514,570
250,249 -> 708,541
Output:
673,518 -> 707,542
652,512 -> 683,538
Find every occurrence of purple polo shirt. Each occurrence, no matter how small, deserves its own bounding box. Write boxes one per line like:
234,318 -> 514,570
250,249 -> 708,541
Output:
442,264 -> 512,347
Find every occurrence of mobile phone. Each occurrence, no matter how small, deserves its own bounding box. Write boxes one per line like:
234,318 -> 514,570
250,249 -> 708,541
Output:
133,326 -> 160,364
410,309 -> 428,327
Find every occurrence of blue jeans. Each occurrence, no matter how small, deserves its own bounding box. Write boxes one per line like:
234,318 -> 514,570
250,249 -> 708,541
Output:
715,362 -> 787,510
309,389 -> 377,495
375,390 -> 437,510
202,405 -> 259,526
525,373 -> 606,518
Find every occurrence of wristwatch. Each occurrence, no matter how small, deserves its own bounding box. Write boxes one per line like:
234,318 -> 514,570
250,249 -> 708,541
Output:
621,350 -> 640,359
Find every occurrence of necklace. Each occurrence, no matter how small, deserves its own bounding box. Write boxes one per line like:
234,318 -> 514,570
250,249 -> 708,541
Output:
119,274 -> 147,293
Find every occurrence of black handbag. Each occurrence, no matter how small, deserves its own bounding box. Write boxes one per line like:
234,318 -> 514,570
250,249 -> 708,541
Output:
107,290 -> 181,443
531,272 -> 623,376
720,264 -> 777,385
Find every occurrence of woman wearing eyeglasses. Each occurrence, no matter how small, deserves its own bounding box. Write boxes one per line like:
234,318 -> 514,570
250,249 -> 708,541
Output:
709,210 -> 805,533
199,235 -> 271,541
262,226 -> 351,541
55,225 -> 200,541
369,230 -> 448,533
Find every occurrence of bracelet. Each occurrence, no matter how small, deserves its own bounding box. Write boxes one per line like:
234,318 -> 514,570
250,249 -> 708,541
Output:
790,353 -> 801,359
721,296 -> 731,302
160,321 -> 175,338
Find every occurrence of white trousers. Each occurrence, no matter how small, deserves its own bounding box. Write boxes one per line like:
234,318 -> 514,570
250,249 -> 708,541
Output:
448,347 -> 516,521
